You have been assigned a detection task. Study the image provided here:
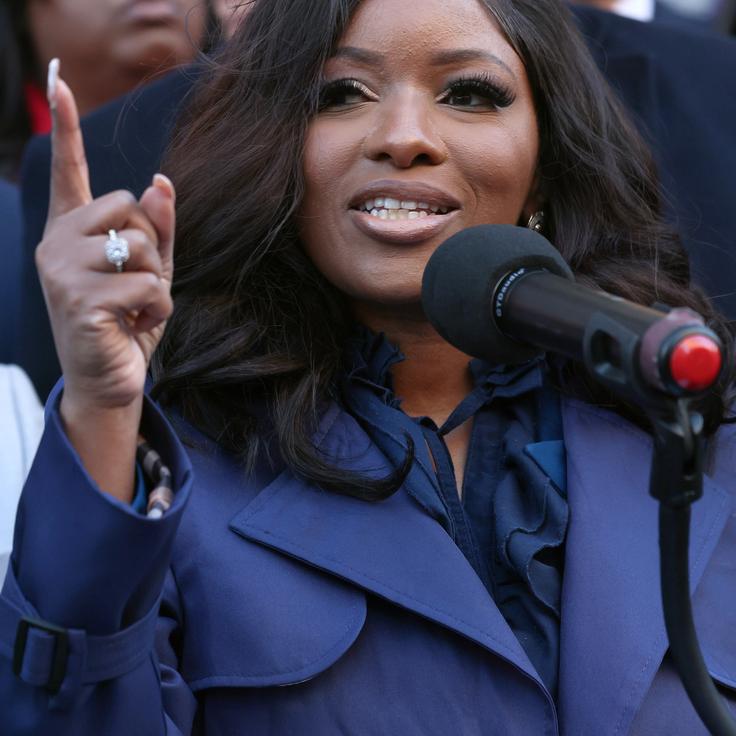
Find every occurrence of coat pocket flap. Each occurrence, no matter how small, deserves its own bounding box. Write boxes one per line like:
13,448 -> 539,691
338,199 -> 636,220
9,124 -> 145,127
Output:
176,538 -> 367,692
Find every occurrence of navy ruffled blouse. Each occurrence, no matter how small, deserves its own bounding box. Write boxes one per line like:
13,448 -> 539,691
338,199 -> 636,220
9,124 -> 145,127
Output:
342,329 -> 569,697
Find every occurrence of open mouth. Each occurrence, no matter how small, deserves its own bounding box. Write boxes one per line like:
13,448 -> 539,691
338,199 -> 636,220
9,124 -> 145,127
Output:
353,197 -> 454,221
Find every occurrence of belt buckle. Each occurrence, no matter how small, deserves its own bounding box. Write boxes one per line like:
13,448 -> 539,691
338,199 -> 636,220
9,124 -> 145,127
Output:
13,616 -> 70,693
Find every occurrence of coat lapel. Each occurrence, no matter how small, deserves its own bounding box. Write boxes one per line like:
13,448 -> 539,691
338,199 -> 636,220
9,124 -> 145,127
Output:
229,396 -> 734,731
229,405 -> 547,696
558,399 -> 733,736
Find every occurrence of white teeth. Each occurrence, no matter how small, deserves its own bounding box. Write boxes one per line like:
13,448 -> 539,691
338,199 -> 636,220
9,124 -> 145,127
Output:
359,196 -> 454,218
367,208 -> 433,220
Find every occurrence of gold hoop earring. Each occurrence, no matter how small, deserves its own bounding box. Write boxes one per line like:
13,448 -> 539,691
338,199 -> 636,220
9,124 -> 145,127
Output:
527,211 -> 545,234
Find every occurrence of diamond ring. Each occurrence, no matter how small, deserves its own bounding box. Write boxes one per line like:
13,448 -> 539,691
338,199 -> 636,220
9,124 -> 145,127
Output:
104,229 -> 130,273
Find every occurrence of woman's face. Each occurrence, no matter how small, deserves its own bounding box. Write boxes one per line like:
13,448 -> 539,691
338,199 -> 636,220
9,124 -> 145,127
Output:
299,0 -> 540,315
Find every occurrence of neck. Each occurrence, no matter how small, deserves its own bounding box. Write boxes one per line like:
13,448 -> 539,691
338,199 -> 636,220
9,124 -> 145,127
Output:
354,304 -> 473,426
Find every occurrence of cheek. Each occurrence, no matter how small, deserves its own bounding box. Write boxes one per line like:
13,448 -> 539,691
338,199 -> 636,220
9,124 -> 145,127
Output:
53,2 -> 111,40
302,123 -> 357,213
300,122 -> 359,262
175,2 -> 208,31
80,0 -> 112,31
455,114 -> 540,214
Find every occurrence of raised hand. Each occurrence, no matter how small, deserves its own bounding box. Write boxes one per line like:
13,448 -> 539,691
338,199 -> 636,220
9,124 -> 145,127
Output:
36,59 -> 176,502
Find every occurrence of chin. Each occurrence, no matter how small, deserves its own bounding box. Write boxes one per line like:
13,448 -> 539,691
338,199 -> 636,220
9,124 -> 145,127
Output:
345,270 -> 414,295
120,33 -> 192,66
352,285 -> 424,310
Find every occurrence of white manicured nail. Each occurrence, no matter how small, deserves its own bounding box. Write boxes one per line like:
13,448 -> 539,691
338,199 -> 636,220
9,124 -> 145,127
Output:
47,58 -> 60,110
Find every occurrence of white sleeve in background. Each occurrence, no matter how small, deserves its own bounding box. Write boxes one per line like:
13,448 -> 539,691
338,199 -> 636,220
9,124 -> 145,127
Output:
0,365 -> 44,576
611,0 -> 656,21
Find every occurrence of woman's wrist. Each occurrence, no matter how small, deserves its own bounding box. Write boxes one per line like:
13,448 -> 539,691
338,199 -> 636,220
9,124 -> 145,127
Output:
60,391 -> 143,504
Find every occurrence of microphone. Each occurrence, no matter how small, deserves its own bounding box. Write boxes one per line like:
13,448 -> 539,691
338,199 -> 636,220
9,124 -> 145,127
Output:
421,224 -> 723,397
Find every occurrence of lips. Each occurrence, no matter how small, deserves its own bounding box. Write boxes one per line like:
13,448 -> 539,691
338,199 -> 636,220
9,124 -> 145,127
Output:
348,180 -> 461,244
348,180 -> 461,213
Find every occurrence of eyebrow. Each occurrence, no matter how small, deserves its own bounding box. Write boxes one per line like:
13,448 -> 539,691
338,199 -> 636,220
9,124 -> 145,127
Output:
429,49 -> 516,79
331,46 -> 384,65
331,46 -> 516,80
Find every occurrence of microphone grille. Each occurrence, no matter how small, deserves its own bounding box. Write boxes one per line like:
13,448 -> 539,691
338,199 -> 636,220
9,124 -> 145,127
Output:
421,224 -> 573,363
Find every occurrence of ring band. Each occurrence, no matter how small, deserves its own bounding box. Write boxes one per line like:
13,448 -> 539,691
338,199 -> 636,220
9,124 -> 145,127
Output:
104,229 -> 130,273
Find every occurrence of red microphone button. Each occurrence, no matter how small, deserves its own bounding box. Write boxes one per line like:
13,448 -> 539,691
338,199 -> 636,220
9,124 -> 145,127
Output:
669,335 -> 723,391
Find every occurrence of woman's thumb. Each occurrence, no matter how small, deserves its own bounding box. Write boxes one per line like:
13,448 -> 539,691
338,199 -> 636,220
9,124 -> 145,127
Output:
139,173 -> 176,280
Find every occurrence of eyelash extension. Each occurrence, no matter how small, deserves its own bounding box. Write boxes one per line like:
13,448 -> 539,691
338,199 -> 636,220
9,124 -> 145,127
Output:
441,73 -> 515,109
318,74 -> 516,110
318,78 -> 371,110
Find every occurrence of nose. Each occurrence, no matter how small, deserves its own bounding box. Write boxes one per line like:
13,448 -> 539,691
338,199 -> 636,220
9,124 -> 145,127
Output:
363,88 -> 448,168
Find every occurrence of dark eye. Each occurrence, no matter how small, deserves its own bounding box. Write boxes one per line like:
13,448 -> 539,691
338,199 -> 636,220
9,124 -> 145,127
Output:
319,79 -> 374,111
439,76 -> 514,111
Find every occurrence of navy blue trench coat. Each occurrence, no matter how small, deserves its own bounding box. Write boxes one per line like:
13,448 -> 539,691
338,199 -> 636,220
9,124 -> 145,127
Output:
1,382 -> 735,735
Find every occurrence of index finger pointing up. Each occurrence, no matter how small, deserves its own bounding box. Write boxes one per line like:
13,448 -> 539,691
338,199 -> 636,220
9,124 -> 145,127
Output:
46,58 -> 93,225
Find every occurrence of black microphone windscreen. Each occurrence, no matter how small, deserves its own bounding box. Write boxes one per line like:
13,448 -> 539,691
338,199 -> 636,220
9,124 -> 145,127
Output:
421,224 -> 573,364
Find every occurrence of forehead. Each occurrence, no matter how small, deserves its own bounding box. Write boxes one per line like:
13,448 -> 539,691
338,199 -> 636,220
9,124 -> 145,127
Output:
337,0 -> 523,75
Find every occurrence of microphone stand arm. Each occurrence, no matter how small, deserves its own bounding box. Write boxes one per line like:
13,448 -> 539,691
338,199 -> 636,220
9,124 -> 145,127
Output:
581,312 -> 736,734
647,404 -> 736,736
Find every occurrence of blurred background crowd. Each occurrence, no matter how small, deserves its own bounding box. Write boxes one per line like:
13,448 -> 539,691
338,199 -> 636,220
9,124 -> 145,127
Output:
585,0 -> 734,24
0,0 -> 735,576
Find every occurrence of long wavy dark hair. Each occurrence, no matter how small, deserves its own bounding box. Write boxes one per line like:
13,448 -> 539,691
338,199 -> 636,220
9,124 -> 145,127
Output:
155,0 -> 735,499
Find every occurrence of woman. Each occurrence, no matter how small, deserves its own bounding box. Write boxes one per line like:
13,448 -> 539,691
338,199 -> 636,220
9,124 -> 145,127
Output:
0,0 -> 213,180
1,0 -> 735,733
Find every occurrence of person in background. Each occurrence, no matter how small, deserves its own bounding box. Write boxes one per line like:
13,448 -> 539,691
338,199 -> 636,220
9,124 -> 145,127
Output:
0,178 -> 41,585
570,4 -> 736,321
0,0 -> 212,181
13,0 -> 247,398
0,0 -> 214,582
0,177 -> 21,363
0,364 -> 43,585
573,0 -> 659,21
573,0 -> 734,27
